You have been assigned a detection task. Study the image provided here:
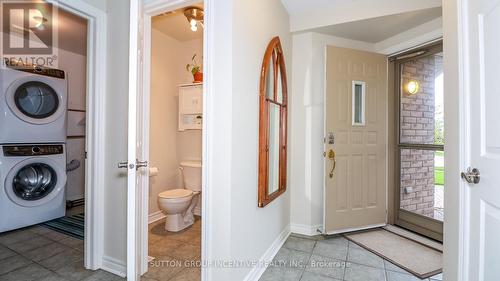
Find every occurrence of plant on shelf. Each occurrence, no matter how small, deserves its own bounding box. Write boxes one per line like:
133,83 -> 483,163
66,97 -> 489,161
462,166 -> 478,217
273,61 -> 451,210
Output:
186,53 -> 203,83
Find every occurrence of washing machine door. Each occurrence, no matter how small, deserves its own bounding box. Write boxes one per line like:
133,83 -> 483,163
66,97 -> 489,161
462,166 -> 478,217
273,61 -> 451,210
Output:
5,76 -> 65,125
5,158 -> 66,207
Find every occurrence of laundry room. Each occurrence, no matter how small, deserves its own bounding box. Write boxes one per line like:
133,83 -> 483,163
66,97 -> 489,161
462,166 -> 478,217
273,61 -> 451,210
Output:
0,4 -> 89,272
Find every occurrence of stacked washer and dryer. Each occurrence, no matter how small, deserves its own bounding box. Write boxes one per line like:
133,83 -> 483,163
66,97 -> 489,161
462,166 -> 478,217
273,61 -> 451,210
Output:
0,65 -> 68,233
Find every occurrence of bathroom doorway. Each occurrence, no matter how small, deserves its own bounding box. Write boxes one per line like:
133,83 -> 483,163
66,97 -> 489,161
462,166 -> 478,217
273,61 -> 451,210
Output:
141,2 -> 204,280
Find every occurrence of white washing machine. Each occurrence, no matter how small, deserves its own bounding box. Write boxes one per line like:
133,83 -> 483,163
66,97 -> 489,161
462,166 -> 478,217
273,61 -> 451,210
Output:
0,144 -> 66,233
0,65 -> 67,144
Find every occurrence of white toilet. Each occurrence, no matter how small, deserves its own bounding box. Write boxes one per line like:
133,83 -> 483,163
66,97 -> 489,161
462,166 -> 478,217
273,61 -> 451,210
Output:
158,161 -> 201,232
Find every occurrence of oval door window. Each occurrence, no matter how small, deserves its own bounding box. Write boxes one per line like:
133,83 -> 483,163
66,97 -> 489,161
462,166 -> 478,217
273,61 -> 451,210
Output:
13,163 -> 58,201
14,82 -> 59,119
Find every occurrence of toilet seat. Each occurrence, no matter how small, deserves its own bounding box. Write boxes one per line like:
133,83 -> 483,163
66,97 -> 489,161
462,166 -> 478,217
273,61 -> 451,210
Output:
158,189 -> 193,199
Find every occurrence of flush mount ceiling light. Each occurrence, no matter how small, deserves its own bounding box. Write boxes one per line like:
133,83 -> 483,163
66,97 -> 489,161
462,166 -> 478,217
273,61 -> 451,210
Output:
406,80 -> 420,95
184,7 -> 204,32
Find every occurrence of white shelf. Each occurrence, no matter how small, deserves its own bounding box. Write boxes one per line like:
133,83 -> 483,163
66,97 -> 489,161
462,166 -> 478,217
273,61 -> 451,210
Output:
178,84 -> 203,131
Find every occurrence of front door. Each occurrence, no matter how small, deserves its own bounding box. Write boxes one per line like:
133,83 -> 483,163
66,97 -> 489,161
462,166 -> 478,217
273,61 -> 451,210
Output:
463,0 -> 500,279
324,46 -> 387,234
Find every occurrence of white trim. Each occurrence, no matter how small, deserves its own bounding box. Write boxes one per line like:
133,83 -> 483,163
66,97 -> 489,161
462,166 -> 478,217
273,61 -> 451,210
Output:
46,0 -> 107,271
102,255 -> 127,278
242,225 -> 291,281
148,211 -> 166,224
324,223 -> 387,236
290,224 -> 322,236
140,1 -> 212,280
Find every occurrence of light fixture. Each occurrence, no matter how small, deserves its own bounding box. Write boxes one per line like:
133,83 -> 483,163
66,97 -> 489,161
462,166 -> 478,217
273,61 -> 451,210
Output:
184,7 -> 204,32
406,80 -> 420,95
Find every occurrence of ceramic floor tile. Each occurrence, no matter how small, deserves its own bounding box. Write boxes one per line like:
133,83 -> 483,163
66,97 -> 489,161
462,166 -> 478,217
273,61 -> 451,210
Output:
169,243 -> 201,261
0,244 -> 17,261
7,235 -> 53,253
283,236 -> 316,253
273,247 -> 312,269
21,242 -> 70,262
347,246 -> 385,269
149,237 -> 186,258
42,230 -> 74,242
81,270 -> 125,281
55,259 -> 95,281
169,267 -> 201,281
143,256 -> 184,280
299,271 -> 341,281
59,237 -> 84,251
258,266 -> 302,281
0,254 -> 32,275
384,260 -> 409,274
386,270 -> 429,281
312,238 -> 348,261
430,273 -> 442,281
304,254 -> 345,280
28,226 -> 53,235
38,249 -> 83,271
344,262 -> 386,281
0,230 -> 38,246
37,273 -> 71,281
0,263 -> 52,281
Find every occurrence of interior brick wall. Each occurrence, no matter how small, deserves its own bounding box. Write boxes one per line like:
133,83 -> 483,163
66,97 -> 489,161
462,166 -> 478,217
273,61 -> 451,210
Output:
399,55 -> 438,218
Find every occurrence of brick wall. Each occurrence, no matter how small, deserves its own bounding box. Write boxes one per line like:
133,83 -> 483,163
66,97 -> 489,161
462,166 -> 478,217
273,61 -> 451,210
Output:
399,55 -> 440,218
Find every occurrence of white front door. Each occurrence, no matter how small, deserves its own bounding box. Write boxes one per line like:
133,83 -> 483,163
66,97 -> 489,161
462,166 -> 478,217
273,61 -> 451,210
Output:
324,46 -> 388,234
127,0 -> 146,280
463,0 -> 500,279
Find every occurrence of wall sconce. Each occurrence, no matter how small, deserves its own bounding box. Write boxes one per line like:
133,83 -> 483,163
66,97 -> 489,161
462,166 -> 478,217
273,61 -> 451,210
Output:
406,80 -> 420,95
184,7 -> 204,32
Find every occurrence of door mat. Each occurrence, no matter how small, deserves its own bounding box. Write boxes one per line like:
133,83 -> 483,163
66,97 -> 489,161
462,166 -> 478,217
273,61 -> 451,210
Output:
41,213 -> 84,240
344,228 -> 442,279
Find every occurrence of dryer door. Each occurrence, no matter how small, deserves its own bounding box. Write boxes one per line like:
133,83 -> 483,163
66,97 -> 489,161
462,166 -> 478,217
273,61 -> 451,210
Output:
5,158 -> 66,207
6,76 -> 65,125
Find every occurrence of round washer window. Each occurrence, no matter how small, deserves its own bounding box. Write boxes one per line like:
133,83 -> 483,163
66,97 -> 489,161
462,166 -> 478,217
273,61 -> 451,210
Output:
14,81 -> 59,119
13,163 -> 58,201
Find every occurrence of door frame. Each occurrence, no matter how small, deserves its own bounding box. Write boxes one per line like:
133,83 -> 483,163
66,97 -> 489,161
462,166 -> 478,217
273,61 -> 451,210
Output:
442,0 -> 469,280
47,0 -> 108,272
391,42 -> 444,242
139,0 -> 212,279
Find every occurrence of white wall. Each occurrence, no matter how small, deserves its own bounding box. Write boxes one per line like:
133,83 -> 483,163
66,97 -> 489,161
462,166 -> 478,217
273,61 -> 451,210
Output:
228,0 -> 292,280
149,27 -> 203,216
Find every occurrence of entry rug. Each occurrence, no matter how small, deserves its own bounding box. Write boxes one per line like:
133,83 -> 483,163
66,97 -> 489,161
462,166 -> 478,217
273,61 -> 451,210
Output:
41,213 -> 84,240
344,228 -> 442,279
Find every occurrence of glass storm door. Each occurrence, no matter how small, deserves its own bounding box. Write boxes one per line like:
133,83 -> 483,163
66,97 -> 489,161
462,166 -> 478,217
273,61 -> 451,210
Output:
395,43 -> 444,241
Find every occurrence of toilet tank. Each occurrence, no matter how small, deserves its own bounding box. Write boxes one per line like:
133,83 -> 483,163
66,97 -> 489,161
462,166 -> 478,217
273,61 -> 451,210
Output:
180,161 -> 202,191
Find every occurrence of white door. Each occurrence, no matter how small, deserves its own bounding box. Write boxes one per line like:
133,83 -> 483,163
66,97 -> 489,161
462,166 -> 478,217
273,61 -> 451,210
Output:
126,0 -> 146,280
324,46 -> 387,234
463,0 -> 500,279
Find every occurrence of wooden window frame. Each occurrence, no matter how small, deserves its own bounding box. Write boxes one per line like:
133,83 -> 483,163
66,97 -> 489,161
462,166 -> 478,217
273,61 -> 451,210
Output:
258,36 -> 288,207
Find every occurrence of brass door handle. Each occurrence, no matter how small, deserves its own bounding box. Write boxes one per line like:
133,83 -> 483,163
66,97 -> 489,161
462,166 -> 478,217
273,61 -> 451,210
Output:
327,149 -> 336,178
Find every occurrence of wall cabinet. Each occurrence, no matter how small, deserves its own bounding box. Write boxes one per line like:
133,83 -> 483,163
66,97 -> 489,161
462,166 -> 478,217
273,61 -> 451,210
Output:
179,83 -> 203,131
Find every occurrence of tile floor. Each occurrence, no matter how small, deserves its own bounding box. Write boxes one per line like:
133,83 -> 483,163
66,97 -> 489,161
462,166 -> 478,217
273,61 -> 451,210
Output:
141,216 -> 201,281
259,234 -> 443,281
0,225 -> 124,281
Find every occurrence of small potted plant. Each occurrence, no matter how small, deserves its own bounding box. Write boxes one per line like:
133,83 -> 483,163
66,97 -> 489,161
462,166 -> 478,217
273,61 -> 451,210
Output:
186,54 -> 203,83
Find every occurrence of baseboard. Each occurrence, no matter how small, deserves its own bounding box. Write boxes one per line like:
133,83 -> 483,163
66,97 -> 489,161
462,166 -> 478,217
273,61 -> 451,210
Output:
101,255 -> 126,278
148,211 -> 166,224
290,223 -> 322,236
243,224 -> 290,281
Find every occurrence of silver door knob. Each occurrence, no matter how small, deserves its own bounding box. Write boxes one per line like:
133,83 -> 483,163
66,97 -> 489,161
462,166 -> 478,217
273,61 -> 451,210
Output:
118,162 -> 134,169
136,159 -> 149,170
461,167 -> 480,184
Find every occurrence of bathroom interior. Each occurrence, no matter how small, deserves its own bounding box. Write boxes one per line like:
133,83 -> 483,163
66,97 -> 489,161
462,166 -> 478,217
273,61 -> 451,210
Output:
144,3 -> 204,280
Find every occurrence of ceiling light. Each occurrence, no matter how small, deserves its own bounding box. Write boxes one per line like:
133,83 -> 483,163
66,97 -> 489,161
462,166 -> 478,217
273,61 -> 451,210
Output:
184,7 -> 204,32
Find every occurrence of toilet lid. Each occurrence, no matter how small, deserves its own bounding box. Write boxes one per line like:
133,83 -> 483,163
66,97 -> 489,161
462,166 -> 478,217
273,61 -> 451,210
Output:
158,189 -> 193,199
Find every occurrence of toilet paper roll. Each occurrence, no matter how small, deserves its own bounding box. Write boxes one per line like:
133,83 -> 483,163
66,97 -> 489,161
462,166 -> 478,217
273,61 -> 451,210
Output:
149,167 -> 159,177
